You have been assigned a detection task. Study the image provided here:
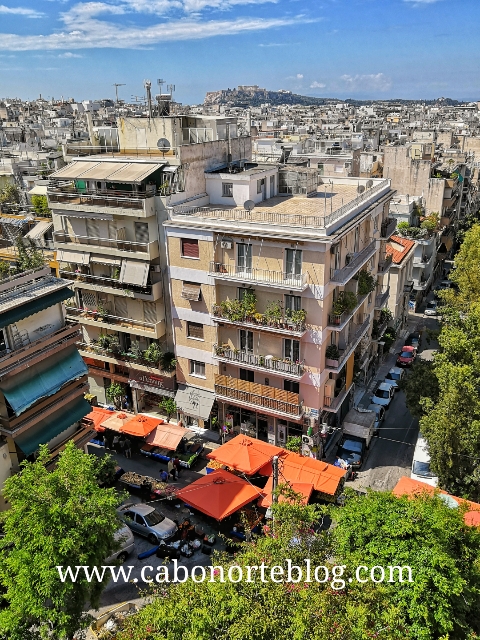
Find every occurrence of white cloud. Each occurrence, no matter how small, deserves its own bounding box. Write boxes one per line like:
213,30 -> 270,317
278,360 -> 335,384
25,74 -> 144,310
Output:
340,73 -> 392,92
296,73 -> 303,79
404,0 -> 443,3
0,5 -> 44,18
58,51 -> 83,58
310,81 -> 325,89
258,42 -> 287,47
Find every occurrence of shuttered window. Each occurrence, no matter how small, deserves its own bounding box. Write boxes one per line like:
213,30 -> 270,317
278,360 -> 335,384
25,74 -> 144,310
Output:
143,302 -> 157,324
187,321 -> 204,340
114,297 -> 128,319
181,238 -> 199,258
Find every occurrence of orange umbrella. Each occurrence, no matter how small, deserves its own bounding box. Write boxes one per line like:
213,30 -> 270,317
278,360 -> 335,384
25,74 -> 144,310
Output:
100,412 -> 132,433
120,414 -> 160,437
259,477 -> 313,508
83,407 -> 115,432
265,451 -> 346,495
176,469 -> 262,521
207,435 -> 285,475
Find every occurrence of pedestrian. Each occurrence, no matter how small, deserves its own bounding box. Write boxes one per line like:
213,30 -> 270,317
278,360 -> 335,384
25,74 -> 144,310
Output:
112,434 -> 119,452
168,458 -> 177,481
173,456 -> 181,477
124,437 -> 132,458
118,437 -> 126,456
160,469 -> 169,483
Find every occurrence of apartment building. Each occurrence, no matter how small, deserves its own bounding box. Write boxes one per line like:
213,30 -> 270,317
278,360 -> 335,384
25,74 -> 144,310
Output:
0,266 -> 92,507
385,235 -> 415,330
165,165 -> 396,452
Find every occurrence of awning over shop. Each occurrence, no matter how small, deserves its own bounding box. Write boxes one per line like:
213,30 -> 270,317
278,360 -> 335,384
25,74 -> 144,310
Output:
176,469 -> 262,521
207,435 -> 285,475
90,255 -> 122,267
146,423 -> 194,450
50,161 -> 100,180
57,249 -> 90,265
259,478 -> 313,508
15,396 -> 91,456
119,414 -> 160,437
25,220 -> 53,240
175,385 -> 215,421
0,346 -> 88,416
119,259 -> 149,287
0,286 -> 74,329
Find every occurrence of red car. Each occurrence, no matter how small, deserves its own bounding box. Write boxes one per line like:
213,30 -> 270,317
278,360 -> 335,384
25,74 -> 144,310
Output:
396,345 -> 416,367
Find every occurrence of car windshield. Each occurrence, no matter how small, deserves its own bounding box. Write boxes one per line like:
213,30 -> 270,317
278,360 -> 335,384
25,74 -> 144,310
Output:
376,389 -> 390,399
412,460 -> 436,478
144,510 -> 165,526
342,439 -> 363,453
400,351 -> 412,358
390,372 -> 401,380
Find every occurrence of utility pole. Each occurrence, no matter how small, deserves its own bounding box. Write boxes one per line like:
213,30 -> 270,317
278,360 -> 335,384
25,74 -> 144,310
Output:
113,83 -> 125,105
272,455 -> 279,504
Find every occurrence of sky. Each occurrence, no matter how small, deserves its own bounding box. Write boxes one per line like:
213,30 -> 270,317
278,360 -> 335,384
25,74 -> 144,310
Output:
0,0 -> 479,104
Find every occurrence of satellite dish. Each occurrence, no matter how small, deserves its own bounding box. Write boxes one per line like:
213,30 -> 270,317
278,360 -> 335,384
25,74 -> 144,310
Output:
156,138 -> 171,151
244,200 -> 255,212
366,180 -> 373,188
357,185 -> 366,194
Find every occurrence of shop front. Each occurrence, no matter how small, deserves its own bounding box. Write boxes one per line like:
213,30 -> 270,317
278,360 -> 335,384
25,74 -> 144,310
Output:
175,384 -> 216,430
128,369 -> 176,414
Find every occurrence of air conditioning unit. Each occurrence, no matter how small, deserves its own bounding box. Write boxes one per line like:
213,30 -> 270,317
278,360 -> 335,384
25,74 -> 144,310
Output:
221,241 -> 232,249
302,435 -> 313,446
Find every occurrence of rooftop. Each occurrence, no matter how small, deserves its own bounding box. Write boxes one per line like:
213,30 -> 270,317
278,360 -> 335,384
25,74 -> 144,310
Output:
386,235 -> 416,264
0,272 -> 70,314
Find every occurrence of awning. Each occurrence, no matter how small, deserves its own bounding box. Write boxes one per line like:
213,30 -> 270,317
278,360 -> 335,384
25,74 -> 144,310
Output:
0,286 -> 74,329
119,259 -> 149,287
181,283 -> 201,301
105,163 -> 163,184
0,346 -> 87,416
15,396 -> 91,456
25,220 -> 53,240
28,185 -> 48,196
175,469 -> 262,521
50,161 -> 100,180
120,414 -> 161,437
175,384 -> 215,421
146,423 -> 194,450
75,162 -> 129,180
100,412 -> 133,432
207,435 -> 285,475
90,255 -> 122,267
162,166 -> 177,173
259,478 -> 313,508
57,210 -> 113,221
57,249 -> 90,265
83,406 -> 115,430
130,381 -> 175,398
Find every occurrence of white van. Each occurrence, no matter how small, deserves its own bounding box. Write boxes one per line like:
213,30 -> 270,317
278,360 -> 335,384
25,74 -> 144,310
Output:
411,433 -> 438,487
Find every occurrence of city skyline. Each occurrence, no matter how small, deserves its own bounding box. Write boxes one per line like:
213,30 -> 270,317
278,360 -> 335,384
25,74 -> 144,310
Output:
0,0 -> 479,104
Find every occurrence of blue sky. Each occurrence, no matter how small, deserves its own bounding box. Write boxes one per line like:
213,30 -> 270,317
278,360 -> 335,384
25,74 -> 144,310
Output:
0,0 -> 479,103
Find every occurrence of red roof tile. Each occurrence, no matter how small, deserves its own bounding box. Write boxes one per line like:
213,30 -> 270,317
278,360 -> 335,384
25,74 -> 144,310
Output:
386,235 -> 416,265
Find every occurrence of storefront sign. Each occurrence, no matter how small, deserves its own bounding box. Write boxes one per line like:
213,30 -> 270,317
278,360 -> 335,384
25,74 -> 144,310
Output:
128,369 -> 176,392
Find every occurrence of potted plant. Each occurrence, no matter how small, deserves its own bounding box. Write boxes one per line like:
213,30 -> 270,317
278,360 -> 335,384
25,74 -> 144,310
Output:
290,308 -> 307,329
241,290 -> 257,322
143,341 -> 162,366
265,300 -> 283,327
325,344 -> 340,367
357,270 -> 376,296
253,312 -> 264,325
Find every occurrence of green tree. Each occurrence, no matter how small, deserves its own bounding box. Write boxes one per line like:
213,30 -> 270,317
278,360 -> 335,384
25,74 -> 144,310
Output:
448,223 -> 480,307
332,489 -> 480,640
284,435 -> 302,453
15,237 -> 45,272
105,381 -> 124,409
0,442 -> 123,640
159,397 -> 177,421
399,359 -> 439,419
0,184 -> 20,205
31,194 -> 51,217
93,453 -> 118,487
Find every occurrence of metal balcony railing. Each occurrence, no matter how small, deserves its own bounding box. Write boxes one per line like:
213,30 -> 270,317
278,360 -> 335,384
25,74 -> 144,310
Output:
209,262 -> 309,289
59,270 -> 153,296
211,304 -> 306,335
375,287 -> 390,309
326,314 -> 371,371
330,240 -> 377,285
213,344 -> 305,378
377,253 -> 393,273
324,384 -> 347,410
54,231 -> 155,254
66,307 -> 157,332
380,217 -> 397,239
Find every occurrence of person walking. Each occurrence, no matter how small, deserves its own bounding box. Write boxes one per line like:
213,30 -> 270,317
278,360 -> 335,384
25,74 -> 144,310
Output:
112,434 -> 119,453
124,437 -> 132,458
173,456 -> 181,477
118,437 -> 126,456
160,469 -> 169,483
167,458 -> 177,481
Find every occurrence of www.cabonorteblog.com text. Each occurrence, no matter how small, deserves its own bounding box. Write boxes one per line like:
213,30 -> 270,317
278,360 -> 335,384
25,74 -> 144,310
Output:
56,561 -> 413,590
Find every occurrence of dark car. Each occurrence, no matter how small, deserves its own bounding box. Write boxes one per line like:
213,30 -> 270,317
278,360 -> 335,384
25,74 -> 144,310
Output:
396,345 -> 416,367
337,436 -> 366,469
405,332 -> 421,349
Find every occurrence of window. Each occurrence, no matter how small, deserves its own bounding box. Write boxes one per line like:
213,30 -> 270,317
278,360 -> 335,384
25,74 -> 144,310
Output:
269,174 -> 275,196
257,179 -> 264,194
181,238 -> 199,259
187,321 -> 204,340
284,379 -> 299,394
190,360 -> 206,378
285,248 -> 302,277
285,295 -> 301,312
284,339 -> 300,362
239,368 -> 254,382
240,330 -> 253,353
222,182 -> 233,197
238,287 -> 254,301
237,243 -> 252,271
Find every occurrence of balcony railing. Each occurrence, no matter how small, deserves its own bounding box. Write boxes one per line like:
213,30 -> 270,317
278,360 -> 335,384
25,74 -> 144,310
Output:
214,374 -> 303,418
327,293 -> 368,330
212,304 -> 306,336
374,287 -> 390,309
213,344 -> 305,378
403,280 -> 414,293
59,270 -> 153,296
325,314 -> 371,372
377,253 -> 393,274
380,217 -> 397,239
330,240 -> 377,285
47,184 -> 154,210
372,318 -> 388,341
66,307 -> 157,332
324,384 -> 347,411
209,262 -> 309,290
54,231 -> 156,254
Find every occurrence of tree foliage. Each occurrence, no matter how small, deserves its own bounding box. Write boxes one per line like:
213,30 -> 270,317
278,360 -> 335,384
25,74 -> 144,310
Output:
31,194 -> 51,217
0,184 -> 20,204
399,359 -> 439,419
0,442 -> 123,640
105,381 -> 125,408
15,237 -> 45,272
159,397 -> 177,420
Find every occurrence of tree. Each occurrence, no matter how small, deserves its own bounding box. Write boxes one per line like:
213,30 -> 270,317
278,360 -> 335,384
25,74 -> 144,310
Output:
31,194 -> 51,217
284,435 -> 302,453
332,489 -> 480,640
399,359 -> 439,419
93,453 -> 118,487
105,381 -> 125,409
159,397 -> 177,421
0,184 -> 20,205
15,237 -> 45,272
0,442 -> 123,640
448,223 -> 480,307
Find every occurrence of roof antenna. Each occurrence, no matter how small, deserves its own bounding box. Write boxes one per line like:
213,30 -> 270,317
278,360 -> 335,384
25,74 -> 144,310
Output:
144,80 -> 153,120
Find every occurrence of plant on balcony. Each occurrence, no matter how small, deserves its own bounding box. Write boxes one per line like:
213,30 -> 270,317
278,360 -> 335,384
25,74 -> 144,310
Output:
325,344 -> 340,361
286,308 -> 307,327
241,290 -> 257,320
97,334 -> 112,349
380,308 -> 392,323
96,303 -> 108,321
421,219 -> 436,232
397,221 -> 410,231
128,341 -> 143,360
112,267 -> 120,280
160,351 -> 176,372
0,261 -> 10,280
332,291 -> 358,317
383,327 -> 396,352
265,300 -> 283,327
220,298 -> 244,322
253,312 -> 266,325
143,341 -> 162,366
451,172 -> 459,180
357,270 -> 376,296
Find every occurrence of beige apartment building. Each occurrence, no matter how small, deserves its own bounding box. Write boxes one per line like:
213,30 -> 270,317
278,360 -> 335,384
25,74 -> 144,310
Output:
165,167 -> 396,451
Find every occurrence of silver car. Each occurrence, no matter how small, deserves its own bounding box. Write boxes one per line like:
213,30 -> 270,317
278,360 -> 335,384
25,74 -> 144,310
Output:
105,525 -> 135,564
117,503 -> 177,544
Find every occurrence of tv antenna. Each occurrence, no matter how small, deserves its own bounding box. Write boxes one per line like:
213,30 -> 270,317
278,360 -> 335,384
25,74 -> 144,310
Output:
131,95 -> 146,104
113,83 -> 125,105
157,78 -> 165,95
167,84 -> 175,98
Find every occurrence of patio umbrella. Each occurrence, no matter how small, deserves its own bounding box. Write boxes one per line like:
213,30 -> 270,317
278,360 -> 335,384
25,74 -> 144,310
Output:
100,412 -> 132,432
206,435 -> 285,475
120,414 -> 161,437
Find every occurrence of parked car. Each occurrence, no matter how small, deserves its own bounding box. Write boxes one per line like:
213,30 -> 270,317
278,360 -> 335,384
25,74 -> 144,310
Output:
396,345 -> 416,367
411,433 -> 438,487
117,503 -> 178,544
404,332 -> 421,349
366,403 -> 385,431
434,280 -> 457,298
383,366 -> 405,392
106,525 -> 135,564
371,382 -> 395,409
424,300 -> 438,316
337,436 -> 366,469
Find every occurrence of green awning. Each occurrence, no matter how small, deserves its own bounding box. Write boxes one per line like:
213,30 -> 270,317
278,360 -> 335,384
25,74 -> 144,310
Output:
15,397 -> 91,456
0,287 -> 74,329
0,346 -> 87,416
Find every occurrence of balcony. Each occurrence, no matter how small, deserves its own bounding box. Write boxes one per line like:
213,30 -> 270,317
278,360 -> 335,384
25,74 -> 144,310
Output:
54,231 -> 160,260
325,314 -> 371,373
372,318 -> 388,341
65,307 -> 165,339
380,217 -> 397,239
412,276 -> 428,291
374,286 -> 390,309
0,324 -> 81,380
209,262 -> 309,291
214,374 -> 303,419
327,293 -> 368,331
77,341 -> 176,376
59,270 -> 162,301
213,344 -> 305,379
47,186 -> 155,218
403,280 -> 414,293
211,304 -> 306,338
377,253 -> 393,274
323,383 -> 353,413
330,240 -> 377,285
